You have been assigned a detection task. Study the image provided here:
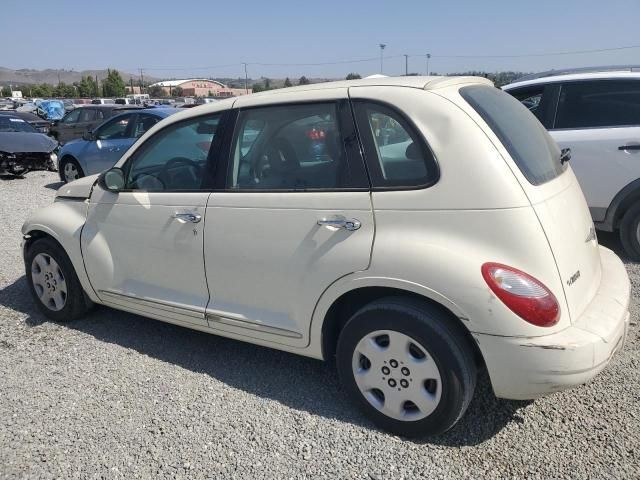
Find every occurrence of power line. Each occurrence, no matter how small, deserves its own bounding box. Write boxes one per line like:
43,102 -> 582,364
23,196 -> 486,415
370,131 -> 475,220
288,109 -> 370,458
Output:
125,44 -> 640,73
425,44 -> 640,59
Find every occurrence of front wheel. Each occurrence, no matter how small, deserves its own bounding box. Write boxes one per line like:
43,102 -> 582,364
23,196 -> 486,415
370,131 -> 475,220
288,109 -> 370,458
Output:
25,237 -> 92,322
59,157 -> 84,183
619,203 -> 640,261
336,297 -> 476,437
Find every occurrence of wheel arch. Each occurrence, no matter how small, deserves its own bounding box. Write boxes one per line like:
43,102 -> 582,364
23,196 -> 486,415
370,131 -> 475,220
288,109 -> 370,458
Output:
598,178 -> 640,232
314,281 -> 483,368
22,202 -> 99,303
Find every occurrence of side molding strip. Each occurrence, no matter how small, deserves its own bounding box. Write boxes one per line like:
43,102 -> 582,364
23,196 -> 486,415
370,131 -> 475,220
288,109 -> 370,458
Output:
206,313 -> 303,339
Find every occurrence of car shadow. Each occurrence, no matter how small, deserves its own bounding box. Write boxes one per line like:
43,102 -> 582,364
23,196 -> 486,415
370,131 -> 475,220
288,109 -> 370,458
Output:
44,181 -> 64,190
0,275 -> 530,446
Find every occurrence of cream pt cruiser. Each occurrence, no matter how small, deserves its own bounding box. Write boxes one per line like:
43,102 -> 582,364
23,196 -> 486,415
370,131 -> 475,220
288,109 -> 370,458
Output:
22,77 -> 630,436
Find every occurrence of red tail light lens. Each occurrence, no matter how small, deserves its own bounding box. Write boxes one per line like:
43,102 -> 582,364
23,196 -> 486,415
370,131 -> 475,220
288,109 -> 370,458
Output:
481,263 -> 560,327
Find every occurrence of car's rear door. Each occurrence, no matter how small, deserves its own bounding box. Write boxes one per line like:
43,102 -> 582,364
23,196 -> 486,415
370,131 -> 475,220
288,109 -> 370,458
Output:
549,79 -> 640,221
202,89 -> 373,347
75,107 -> 98,138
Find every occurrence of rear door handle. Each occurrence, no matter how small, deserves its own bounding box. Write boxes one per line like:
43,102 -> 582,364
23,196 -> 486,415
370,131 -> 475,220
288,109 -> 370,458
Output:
317,216 -> 361,231
618,144 -> 640,151
173,212 -> 202,223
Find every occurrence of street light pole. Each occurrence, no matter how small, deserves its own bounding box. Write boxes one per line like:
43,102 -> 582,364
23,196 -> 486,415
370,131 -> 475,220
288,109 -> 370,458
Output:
243,63 -> 248,94
426,53 -> 431,75
379,44 -> 386,74
404,54 -> 409,76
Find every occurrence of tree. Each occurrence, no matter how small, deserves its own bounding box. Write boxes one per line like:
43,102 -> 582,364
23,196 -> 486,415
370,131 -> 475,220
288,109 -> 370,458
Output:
171,86 -> 184,97
264,77 -> 271,90
30,83 -> 53,97
1,86 -> 11,97
284,77 -> 292,87
147,85 -> 166,97
298,76 -> 310,85
251,83 -> 265,93
101,69 -> 127,97
53,82 -> 76,98
345,73 -> 361,80
76,76 -> 95,97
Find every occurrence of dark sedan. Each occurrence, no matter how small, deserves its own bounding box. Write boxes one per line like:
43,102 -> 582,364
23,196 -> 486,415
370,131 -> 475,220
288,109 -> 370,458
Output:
0,111 -> 52,134
49,105 -> 143,144
0,114 -> 58,176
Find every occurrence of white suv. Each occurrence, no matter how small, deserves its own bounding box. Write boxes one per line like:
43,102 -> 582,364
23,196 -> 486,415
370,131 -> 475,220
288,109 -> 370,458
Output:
22,76 -> 630,437
503,67 -> 640,258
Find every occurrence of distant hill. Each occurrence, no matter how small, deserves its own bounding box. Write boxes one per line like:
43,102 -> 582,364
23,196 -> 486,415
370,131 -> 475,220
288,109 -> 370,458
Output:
0,67 -> 159,86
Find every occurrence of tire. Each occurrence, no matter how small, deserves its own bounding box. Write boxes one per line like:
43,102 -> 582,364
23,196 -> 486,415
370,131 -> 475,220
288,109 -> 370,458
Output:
25,237 -> 92,322
336,297 -> 476,437
59,157 -> 84,184
619,202 -> 640,261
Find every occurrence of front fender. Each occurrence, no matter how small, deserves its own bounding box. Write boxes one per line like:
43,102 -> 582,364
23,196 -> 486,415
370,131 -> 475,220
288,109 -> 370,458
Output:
22,199 -> 99,302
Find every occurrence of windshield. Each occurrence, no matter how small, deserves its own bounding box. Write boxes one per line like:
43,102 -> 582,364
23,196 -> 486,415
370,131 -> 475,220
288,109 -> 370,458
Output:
460,85 -> 565,186
0,116 -> 37,133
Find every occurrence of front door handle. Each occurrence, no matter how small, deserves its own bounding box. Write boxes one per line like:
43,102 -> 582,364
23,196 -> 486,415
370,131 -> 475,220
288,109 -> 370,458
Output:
173,212 -> 202,223
317,216 -> 361,231
618,144 -> 640,151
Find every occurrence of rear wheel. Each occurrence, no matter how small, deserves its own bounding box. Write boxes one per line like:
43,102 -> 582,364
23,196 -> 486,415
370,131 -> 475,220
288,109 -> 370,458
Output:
25,237 -> 92,322
60,157 -> 84,183
619,203 -> 640,261
336,297 -> 476,437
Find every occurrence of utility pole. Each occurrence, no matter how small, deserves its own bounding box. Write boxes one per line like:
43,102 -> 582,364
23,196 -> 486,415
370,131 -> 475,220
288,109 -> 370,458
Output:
425,53 -> 431,76
404,54 -> 409,76
379,44 -> 386,74
243,63 -> 248,94
139,69 -> 145,94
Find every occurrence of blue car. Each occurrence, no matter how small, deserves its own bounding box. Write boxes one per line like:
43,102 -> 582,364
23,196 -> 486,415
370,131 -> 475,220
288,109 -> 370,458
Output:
58,108 -> 178,183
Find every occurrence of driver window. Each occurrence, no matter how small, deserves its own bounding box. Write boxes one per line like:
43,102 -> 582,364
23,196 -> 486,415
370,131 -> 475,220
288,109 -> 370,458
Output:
97,114 -> 132,140
125,114 -> 220,191
62,109 -> 81,124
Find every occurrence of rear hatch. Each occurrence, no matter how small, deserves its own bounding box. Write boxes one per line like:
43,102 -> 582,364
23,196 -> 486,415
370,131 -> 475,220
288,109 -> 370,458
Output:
458,85 -> 602,322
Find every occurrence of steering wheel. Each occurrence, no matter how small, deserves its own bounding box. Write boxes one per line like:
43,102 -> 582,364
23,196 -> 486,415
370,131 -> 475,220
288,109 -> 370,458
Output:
160,157 -> 202,188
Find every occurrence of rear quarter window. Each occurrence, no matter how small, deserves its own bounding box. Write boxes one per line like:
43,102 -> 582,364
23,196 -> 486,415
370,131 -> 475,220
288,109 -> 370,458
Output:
460,85 -> 564,186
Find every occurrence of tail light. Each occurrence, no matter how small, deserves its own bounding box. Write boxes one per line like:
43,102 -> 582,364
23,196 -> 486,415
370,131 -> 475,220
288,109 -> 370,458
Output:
481,263 -> 560,327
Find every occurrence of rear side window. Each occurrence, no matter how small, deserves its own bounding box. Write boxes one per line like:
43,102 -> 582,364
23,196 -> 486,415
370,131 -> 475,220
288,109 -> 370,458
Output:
354,101 -> 438,188
460,85 -> 564,186
555,80 -> 640,129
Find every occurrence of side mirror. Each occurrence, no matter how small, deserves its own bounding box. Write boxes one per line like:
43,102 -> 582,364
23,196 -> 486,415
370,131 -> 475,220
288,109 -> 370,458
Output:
82,130 -> 95,141
98,167 -> 125,192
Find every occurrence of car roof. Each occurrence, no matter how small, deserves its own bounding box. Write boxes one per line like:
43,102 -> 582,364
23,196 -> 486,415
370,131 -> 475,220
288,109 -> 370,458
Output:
503,69 -> 640,90
139,107 -> 179,117
0,111 -> 44,121
152,75 -> 492,127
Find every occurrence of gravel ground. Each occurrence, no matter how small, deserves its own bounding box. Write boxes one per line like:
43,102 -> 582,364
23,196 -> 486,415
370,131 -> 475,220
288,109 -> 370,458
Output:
0,171 -> 639,479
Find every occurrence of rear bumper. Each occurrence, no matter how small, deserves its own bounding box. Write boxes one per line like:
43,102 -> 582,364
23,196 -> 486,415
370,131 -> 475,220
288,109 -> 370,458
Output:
475,246 -> 630,400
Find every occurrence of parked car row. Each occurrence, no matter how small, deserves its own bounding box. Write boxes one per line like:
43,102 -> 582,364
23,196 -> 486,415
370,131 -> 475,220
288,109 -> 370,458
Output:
22,75 -> 630,438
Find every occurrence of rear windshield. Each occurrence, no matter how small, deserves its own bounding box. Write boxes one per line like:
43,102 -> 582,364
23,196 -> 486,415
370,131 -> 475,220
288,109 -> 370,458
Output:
460,85 -> 565,186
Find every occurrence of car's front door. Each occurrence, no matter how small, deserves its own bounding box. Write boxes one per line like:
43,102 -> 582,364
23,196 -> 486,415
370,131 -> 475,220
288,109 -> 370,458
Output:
203,92 -> 374,347
81,111 -> 228,327
547,79 -> 640,222
81,112 -> 136,176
